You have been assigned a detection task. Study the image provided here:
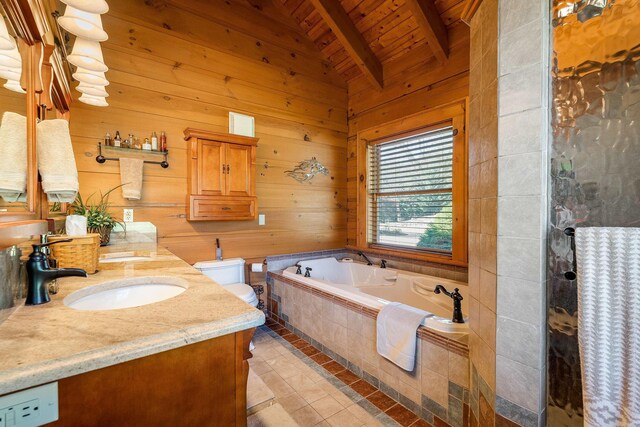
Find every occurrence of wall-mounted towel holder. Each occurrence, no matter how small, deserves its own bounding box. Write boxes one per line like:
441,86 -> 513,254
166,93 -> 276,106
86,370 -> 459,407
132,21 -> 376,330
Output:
564,227 -> 577,280
95,143 -> 169,168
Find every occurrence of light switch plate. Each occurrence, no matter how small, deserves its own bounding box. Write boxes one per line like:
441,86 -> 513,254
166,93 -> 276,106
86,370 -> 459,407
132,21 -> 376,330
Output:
0,382 -> 58,427
258,214 -> 265,226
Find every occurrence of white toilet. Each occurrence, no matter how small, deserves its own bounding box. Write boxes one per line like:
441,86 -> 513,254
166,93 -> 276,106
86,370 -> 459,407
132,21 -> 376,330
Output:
193,258 -> 259,307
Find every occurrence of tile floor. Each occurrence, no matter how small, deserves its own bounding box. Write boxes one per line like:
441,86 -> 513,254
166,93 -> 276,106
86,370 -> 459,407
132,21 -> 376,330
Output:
247,321 -> 430,427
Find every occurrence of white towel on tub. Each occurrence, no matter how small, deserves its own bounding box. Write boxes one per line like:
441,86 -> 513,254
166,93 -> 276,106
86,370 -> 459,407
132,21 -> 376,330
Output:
376,302 -> 430,371
576,227 -> 640,427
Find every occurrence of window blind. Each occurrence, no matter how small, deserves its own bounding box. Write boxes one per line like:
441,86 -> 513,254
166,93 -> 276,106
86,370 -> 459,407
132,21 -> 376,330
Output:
368,125 -> 454,253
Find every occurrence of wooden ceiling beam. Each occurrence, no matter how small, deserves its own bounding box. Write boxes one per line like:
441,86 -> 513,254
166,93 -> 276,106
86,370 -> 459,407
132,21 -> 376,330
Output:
308,0 -> 383,89
405,0 -> 449,64
461,0 -> 484,26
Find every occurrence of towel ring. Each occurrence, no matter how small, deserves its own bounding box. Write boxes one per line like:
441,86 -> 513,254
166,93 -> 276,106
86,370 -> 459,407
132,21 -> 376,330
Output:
95,142 -> 169,168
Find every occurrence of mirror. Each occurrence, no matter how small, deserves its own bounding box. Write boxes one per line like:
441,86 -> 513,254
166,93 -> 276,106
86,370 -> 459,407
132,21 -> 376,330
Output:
0,11 -> 27,214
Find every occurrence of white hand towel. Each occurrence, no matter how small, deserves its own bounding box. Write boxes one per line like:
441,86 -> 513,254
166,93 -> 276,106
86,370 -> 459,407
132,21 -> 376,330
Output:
376,302 -> 431,371
576,227 -> 640,427
119,157 -> 144,200
0,112 -> 27,202
36,119 -> 79,203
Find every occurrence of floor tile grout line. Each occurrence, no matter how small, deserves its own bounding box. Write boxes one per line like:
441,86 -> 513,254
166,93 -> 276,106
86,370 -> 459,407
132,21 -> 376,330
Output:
258,324 -> 430,427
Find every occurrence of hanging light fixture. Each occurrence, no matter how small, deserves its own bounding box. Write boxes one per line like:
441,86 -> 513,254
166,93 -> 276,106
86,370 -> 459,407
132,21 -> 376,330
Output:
76,83 -> 108,97
73,68 -> 109,86
0,67 -> 21,81
78,93 -> 108,106
67,38 -> 107,72
60,0 -> 109,15
57,6 -> 108,41
0,17 -> 16,51
4,79 -> 25,93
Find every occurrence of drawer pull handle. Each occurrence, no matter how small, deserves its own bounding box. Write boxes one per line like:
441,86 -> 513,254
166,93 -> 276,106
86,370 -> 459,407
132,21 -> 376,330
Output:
222,207 -> 231,211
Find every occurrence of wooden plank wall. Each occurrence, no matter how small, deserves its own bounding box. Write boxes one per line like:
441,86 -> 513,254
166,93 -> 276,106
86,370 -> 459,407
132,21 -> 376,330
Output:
345,21 -> 470,246
68,0 -> 349,264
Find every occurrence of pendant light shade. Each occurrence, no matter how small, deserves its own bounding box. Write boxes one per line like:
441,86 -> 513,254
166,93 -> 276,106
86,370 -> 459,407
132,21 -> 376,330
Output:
58,6 -> 108,41
0,67 -> 21,81
0,47 -> 21,68
73,68 -> 109,86
79,93 -> 108,107
0,18 -> 16,51
77,83 -> 108,97
4,79 -> 25,93
60,0 -> 109,14
68,38 -> 107,72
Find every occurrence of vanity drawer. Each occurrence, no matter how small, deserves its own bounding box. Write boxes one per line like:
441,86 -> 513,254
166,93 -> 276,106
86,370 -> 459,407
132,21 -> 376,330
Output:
188,195 -> 256,221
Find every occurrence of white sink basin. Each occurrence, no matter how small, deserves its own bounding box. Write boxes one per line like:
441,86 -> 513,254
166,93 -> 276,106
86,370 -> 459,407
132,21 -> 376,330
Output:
64,276 -> 188,311
100,253 -> 153,263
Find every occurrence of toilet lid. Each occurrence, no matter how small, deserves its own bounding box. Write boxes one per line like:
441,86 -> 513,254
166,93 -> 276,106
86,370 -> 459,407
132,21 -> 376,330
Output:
226,283 -> 256,303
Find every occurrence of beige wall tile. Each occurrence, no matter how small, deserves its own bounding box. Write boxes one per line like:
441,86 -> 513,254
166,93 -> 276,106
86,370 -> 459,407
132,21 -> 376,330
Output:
479,269 -> 497,312
468,263 -> 480,299
480,233 -> 497,274
421,367 -> 449,407
478,303 -> 497,350
449,352 -> 470,388
481,197 -> 498,236
480,157 -> 498,199
421,341 -> 449,376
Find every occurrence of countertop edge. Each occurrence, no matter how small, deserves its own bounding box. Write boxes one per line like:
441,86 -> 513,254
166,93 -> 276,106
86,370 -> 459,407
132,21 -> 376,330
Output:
0,310 -> 264,396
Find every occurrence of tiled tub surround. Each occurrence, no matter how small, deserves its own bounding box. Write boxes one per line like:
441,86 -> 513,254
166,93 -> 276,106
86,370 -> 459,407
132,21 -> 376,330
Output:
267,271 -> 470,427
0,243 -> 264,396
266,248 -> 468,283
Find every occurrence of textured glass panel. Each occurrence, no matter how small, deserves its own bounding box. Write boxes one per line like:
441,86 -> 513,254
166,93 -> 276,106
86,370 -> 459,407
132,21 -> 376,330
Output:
548,1 -> 640,425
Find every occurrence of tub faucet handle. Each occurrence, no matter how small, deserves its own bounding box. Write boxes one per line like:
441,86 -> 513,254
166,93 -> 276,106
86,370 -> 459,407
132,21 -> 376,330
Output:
295,263 -> 302,274
304,267 -> 312,278
434,285 -> 464,324
380,259 -> 387,269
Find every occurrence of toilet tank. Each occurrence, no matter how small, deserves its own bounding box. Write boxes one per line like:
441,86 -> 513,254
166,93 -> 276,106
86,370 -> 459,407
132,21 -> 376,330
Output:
193,258 -> 245,285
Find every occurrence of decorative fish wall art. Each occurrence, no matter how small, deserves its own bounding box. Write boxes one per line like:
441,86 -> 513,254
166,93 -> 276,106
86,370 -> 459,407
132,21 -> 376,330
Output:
285,157 -> 329,183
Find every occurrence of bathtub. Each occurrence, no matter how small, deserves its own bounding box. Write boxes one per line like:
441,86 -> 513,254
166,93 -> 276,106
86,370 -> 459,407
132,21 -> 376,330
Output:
282,257 -> 469,334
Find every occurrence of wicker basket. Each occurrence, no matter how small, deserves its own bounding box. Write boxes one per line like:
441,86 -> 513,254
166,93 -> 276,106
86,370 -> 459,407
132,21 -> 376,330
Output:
49,233 -> 101,274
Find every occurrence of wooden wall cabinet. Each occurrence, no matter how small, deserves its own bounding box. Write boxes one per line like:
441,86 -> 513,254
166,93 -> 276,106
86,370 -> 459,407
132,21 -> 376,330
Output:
185,129 -> 258,221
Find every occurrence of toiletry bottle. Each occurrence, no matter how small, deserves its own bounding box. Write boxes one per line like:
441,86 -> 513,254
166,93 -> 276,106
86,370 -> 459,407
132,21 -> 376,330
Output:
216,238 -> 223,260
105,131 -> 112,146
151,131 -> 158,151
114,131 -> 122,147
143,137 -> 151,150
160,131 -> 167,152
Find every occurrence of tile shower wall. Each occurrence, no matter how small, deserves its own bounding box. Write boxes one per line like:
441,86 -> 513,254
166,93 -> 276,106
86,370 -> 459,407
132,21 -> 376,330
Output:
547,1 -> 640,425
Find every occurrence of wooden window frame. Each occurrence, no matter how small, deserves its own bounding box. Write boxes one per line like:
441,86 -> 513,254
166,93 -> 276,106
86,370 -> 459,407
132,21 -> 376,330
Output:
351,101 -> 468,266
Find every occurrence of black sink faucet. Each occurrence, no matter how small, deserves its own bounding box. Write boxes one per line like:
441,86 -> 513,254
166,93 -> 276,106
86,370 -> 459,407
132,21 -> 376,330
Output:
26,240 -> 88,305
357,251 -> 373,266
434,285 -> 464,324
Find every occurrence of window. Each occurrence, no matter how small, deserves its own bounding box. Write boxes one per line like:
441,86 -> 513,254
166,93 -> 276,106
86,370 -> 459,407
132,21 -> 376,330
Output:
368,126 -> 454,253
354,103 -> 467,265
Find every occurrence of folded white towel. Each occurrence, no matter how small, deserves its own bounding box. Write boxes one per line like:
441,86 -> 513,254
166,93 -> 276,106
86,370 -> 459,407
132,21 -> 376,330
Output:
119,157 -> 144,200
36,119 -> 79,203
576,227 -> 640,426
0,112 -> 27,202
376,302 -> 431,371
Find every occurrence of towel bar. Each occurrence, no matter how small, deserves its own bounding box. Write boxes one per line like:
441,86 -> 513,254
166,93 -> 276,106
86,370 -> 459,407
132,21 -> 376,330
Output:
95,142 -> 169,168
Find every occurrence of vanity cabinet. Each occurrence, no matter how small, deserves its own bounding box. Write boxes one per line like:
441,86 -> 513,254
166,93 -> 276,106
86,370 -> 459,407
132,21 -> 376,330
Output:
185,129 -> 258,221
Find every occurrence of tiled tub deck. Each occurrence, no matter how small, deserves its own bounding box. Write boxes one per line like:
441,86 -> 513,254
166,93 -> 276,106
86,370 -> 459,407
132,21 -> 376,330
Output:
267,272 -> 471,427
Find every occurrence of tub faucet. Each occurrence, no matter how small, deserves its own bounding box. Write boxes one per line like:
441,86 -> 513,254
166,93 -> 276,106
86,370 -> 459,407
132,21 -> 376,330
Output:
434,285 -> 464,324
380,260 -> 387,269
295,263 -> 302,274
304,267 -> 312,278
26,240 -> 88,305
357,252 -> 373,266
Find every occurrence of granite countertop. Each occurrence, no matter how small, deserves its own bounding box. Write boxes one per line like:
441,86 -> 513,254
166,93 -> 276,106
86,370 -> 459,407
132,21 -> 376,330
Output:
0,243 -> 265,395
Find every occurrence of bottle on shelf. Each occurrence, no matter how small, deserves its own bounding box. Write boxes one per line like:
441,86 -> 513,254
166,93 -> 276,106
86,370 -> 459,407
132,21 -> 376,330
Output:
160,131 -> 167,152
151,131 -> 158,151
104,131 -> 112,146
143,137 -> 152,151
114,131 -> 122,147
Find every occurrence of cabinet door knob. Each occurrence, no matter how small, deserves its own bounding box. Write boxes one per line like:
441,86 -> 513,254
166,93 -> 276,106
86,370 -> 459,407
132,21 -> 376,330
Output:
227,164 -> 230,174
222,164 -> 226,174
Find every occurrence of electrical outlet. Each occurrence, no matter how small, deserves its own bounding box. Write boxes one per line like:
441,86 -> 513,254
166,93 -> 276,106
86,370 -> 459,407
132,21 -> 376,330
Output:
258,214 -> 265,226
123,209 -> 134,223
0,382 -> 58,427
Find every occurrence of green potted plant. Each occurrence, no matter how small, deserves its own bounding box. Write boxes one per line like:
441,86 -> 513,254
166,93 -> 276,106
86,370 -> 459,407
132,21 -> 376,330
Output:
69,185 -> 125,246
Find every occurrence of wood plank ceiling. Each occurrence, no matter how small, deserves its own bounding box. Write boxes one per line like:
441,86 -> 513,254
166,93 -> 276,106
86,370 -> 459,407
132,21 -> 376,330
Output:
276,0 -> 468,87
